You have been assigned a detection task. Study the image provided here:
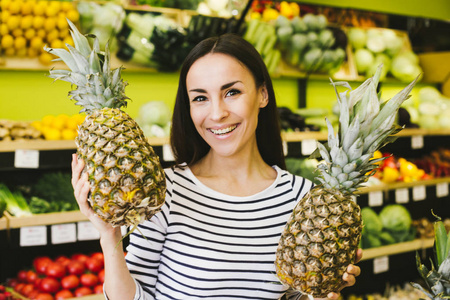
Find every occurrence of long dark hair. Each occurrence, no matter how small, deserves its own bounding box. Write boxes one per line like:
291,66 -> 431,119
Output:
170,33 -> 286,170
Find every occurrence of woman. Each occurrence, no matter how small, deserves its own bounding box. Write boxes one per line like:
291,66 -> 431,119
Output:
72,33 -> 361,300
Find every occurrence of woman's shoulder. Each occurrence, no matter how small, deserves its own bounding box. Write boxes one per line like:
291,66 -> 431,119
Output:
275,166 -> 314,196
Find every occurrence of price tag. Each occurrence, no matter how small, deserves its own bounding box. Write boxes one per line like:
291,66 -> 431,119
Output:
282,140 -> 288,156
373,256 -> 389,274
162,144 -> 175,162
77,221 -> 100,241
301,139 -> 317,156
437,183 -> 449,198
411,135 -> 424,149
20,226 -> 47,247
14,149 -> 39,169
51,223 -> 76,244
413,185 -> 426,201
121,226 -> 128,237
368,191 -> 383,207
395,188 -> 409,203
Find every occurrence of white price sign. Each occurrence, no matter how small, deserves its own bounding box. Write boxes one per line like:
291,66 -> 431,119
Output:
51,223 -> 76,244
373,256 -> 389,274
368,191 -> 383,207
413,185 -> 426,201
20,226 -> 47,246
436,183 -> 449,198
395,188 -> 409,203
162,144 -> 175,162
282,140 -> 288,156
411,135 -> 424,149
14,149 -> 39,169
301,139 -> 317,156
77,221 -> 100,241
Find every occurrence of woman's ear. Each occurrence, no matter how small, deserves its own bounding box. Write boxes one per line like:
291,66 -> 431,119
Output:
259,84 -> 269,108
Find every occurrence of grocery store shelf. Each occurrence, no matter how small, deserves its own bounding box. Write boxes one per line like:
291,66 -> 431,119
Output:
396,128 -> 450,137
361,238 -> 434,261
0,140 -> 76,152
358,176 -> 450,194
0,217 -> 7,230
6,211 -> 88,229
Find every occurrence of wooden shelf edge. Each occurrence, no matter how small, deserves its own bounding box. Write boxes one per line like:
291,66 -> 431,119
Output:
358,177 -> 450,194
0,217 -> 8,230
362,238 -> 434,261
6,210 -> 88,228
0,140 -> 76,152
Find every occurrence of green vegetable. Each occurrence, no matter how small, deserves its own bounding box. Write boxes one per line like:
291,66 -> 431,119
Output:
378,231 -> 396,245
433,213 -> 449,268
0,197 -> 6,217
354,48 -> 374,73
291,16 -> 307,33
347,28 -> 366,49
0,183 -> 32,217
379,204 -> 412,232
361,207 -> 382,234
29,197 -> 53,214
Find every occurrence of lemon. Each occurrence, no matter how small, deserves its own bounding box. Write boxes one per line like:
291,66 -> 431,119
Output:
382,166 -> 399,183
32,15 -> 45,29
43,127 -> 61,140
33,1 -> 46,16
38,51 -> 54,65
1,10 -> 11,23
45,1 -> 60,17
4,47 -> 16,56
56,17 -> 68,30
61,1 -> 74,12
20,15 -> 33,29
24,27 -> 35,40
75,114 -> 86,124
66,115 -> 80,130
63,35 -> 73,47
20,1 -> 33,15
41,115 -> 55,126
0,24 -> 9,36
52,114 -> 69,130
59,28 -> 69,38
30,36 -> 43,50
57,11 -> 65,19
14,36 -> 26,50
6,15 -> 21,31
8,1 -> 21,14
43,17 -> 56,31
31,121 -> 42,131
1,0 -> 11,10
27,47 -> 39,58
1,34 -> 14,49
61,128 -> 77,140
50,38 -> 64,49
66,9 -> 79,22
11,28 -> 23,37
36,28 -> 46,38
46,28 -> 59,43
16,47 -> 27,57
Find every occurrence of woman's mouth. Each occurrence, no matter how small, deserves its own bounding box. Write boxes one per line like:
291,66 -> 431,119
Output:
208,124 -> 238,135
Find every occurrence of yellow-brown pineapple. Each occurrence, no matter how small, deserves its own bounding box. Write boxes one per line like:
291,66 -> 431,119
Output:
45,20 -> 166,228
275,66 -> 419,297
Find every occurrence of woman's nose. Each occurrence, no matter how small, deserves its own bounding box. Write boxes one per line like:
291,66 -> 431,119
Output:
210,99 -> 229,121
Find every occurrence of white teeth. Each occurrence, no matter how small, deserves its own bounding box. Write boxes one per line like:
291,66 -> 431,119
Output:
210,125 -> 237,135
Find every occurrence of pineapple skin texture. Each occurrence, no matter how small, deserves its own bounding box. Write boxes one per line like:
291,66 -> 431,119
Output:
75,107 -> 166,227
275,186 -> 362,298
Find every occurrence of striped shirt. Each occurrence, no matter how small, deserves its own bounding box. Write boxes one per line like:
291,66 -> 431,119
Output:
125,164 -> 313,300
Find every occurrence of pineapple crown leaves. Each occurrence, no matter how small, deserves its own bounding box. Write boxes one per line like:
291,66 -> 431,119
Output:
44,19 -> 129,114
312,64 -> 420,192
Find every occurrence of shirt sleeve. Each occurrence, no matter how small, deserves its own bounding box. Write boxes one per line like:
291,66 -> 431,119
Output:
125,168 -> 174,299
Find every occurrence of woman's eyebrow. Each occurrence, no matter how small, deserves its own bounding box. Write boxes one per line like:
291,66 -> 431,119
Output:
188,81 -> 242,93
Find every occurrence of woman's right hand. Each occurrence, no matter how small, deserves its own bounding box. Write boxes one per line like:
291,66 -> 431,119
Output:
71,154 -> 119,239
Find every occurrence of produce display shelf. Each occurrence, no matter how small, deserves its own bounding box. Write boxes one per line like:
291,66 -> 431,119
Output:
0,217 -> 7,230
6,211 -> 88,229
361,238 -> 434,261
357,176 -> 450,194
10,289 -> 104,300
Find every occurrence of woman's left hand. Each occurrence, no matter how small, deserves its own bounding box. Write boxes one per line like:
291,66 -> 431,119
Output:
321,248 -> 363,300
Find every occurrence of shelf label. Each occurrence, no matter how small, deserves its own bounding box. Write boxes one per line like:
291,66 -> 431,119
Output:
162,144 -> 175,162
373,256 -> 389,274
368,191 -> 383,207
411,135 -> 424,149
51,223 -> 76,244
413,185 -> 426,201
437,183 -> 449,198
282,140 -> 288,156
121,226 -> 128,237
20,226 -> 47,247
395,188 -> 409,203
14,149 -> 39,169
77,221 -> 100,241
301,139 -> 317,156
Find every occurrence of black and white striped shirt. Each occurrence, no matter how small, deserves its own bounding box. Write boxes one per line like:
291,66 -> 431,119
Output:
125,164 -> 313,299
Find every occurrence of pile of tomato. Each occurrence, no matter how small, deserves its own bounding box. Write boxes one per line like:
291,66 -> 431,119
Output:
6,252 -> 105,300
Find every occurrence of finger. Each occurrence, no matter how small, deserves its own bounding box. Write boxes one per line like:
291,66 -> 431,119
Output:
326,292 -> 340,299
77,179 -> 92,215
343,272 -> 356,287
347,264 -> 361,277
355,248 -> 363,263
74,173 -> 89,202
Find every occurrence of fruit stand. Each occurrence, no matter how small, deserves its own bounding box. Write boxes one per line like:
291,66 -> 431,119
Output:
0,0 -> 449,299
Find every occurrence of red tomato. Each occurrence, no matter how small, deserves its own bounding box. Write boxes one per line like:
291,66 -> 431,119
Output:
15,283 -> 25,293
33,257 -> 52,275
60,275 -> 79,290
0,294 -> 5,300
28,289 -> 40,299
45,262 -> 66,279
90,252 -> 104,262
66,260 -> 86,276
26,270 -> 38,283
71,254 -> 89,264
21,283 -> 35,297
93,284 -> 103,294
97,269 -> 105,284
54,290 -> 74,300
74,286 -> 92,297
85,257 -> 104,273
34,278 -> 42,289
54,256 -> 71,268
17,270 -> 28,282
35,293 -> 54,300
38,277 -> 60,294
80,273 -> 98,287
7,278 -> 19,288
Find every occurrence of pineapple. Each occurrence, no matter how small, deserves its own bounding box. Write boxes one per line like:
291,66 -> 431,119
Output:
44,20 -> 166,228
275,65 -> 419,298
413,214 -> 450,299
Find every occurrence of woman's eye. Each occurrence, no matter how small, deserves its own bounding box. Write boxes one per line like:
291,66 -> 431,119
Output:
226,89 -> 241,97
192,95 -> 207,102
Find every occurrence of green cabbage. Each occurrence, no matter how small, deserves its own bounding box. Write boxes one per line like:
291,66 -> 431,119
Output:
361,207 -> 383,234
379,204 -> 412,232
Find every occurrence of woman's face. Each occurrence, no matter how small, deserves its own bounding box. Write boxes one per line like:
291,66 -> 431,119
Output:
186,53 -> 268,159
